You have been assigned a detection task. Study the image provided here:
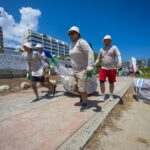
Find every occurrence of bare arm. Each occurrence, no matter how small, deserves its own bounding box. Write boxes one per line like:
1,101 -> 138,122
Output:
45,57 -> 50,65
27,61 -> 31,72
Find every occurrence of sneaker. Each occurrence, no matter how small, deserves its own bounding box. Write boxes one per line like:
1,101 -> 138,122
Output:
32,96 -> 39,102
99,94 -> 105,102
109,94 -> 114,101
80,102 -> 88,112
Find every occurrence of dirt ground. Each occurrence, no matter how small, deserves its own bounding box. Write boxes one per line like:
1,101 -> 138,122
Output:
0,75 -> 60,96
84,86 -> 150,150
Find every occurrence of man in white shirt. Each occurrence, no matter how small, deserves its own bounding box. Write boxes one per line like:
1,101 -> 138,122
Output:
23,42 -> 51,102
35,43 -> 57,96
95,35 -> 122,101
67,26 -> 94,111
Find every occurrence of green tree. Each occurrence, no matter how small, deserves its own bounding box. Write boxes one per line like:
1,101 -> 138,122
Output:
94,52 -> 98,60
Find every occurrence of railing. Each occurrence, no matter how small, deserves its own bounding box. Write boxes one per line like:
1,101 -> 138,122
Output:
0,53 -> 26,70
0,53 -> 71,71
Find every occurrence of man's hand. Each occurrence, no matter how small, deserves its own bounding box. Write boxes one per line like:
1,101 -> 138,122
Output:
86,66 -> 93,73
117,62 -> 122,68
26,71 -> 31,79
85,70 -> 92,74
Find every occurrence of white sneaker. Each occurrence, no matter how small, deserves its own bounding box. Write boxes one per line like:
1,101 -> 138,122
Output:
109,94 -> 114,101
99,94 -> 105,102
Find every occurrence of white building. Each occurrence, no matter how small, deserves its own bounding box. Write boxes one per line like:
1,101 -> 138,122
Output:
23,30 -> 70,56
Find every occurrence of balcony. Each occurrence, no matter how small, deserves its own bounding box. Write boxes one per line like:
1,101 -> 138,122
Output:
44,41 -> 52,45
44,45 -> 51,49
30,32 -> 42,38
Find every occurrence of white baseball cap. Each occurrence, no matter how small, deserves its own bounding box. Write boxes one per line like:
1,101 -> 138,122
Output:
35,43 -> 43,49
68,26 -> 80,35
23,42 -> 32,49
103,35 -> 112,41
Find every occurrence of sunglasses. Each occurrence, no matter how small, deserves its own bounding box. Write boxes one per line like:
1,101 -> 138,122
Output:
68,32 -> 76,36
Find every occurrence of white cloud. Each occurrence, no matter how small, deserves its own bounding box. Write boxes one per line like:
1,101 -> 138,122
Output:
0,7 -> 41,47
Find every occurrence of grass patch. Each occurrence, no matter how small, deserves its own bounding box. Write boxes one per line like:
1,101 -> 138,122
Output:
139,74 -> 150,79
136,137 -> 150,146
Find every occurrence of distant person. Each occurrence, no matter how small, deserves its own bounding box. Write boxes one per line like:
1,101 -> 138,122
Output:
124,67 -> 129,76
23,42 -> 51,102
95,35 -> 122,101
135,65 -> 140,77
67,26 -> 94,111
129,67 -> 134,76
118,66 -> 123,76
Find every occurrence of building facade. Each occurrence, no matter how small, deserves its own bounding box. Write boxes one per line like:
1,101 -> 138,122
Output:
0,26 -> 3,52
23,30 -> 70,56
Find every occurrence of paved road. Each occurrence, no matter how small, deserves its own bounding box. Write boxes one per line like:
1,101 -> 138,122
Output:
0,77 -> 133,150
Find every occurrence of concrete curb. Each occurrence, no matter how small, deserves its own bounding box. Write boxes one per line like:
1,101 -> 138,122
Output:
58,80 -> 133,150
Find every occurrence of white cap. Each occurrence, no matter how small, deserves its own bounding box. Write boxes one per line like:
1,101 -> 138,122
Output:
68,26 -> 80,34
35,43 -> 43,49
23,42 -> 32,49
103,35 -> 112,41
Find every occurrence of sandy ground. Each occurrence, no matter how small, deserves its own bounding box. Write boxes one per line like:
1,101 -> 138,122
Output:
84,86 -> 150,150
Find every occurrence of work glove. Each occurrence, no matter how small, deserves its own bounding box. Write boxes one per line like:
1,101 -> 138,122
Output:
26,71 -> 31,80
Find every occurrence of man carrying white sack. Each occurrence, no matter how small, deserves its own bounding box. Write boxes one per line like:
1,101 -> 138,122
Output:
95,35 -> 122,101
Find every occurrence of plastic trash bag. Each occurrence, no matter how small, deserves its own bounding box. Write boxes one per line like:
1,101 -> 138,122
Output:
134,78 -> 150,103
55,65 -> 97,95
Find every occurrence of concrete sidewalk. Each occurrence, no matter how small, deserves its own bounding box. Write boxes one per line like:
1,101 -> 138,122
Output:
0,77 -> 133,150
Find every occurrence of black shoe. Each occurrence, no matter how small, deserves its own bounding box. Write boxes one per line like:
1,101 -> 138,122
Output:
80,102 -> 88,112
32,97 -> 39,102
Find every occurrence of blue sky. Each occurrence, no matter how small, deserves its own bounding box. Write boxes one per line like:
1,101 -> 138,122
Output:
0,0 -> 150,61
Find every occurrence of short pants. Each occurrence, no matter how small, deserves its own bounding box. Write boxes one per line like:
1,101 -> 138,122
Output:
69,70 -> 87,92
31,75 -> 45,82
99,68 -> 116,84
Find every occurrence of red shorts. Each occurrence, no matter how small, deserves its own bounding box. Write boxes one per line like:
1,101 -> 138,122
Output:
99,68 -> 117,83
